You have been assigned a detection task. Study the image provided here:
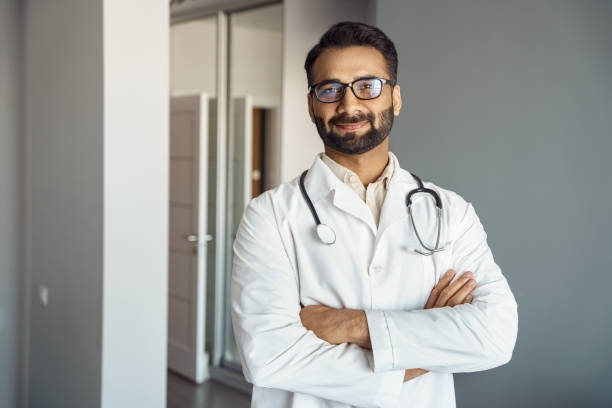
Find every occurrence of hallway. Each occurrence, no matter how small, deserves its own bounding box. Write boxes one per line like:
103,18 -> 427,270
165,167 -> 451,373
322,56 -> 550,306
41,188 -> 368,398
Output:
167,372 -> 250,408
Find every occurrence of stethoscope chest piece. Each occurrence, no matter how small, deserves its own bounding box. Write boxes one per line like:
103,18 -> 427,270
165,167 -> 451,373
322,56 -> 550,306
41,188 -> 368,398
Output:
316,223 -> 336,245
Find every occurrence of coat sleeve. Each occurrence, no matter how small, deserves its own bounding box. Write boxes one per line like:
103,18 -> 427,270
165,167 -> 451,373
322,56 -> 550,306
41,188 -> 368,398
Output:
365,192 -> 518,373
231,194 -> 405,408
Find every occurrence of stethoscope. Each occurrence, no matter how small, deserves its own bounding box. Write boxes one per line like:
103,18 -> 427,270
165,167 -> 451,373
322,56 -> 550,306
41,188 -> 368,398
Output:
298,170 -> 447,256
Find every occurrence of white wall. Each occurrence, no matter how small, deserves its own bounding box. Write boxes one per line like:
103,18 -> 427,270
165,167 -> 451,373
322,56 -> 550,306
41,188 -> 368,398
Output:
230,24 -> 282,100
24,0 -> 168,407
171,16 -> 283,101
101,1 -> 169,407
0,0 -> 22,406
171,18 -> 218,96
280,0 -> 375,182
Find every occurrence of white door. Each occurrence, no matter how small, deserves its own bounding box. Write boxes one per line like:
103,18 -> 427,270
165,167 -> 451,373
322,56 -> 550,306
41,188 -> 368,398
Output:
168,94 -> 211,383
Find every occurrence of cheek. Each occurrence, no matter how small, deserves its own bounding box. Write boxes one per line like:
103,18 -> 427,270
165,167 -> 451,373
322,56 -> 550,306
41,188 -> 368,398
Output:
316,106 -> 336,125
370,98 -> 393,123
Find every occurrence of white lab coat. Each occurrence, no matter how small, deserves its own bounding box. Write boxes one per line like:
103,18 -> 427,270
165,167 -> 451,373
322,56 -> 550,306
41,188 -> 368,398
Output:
231,152 -> 518,408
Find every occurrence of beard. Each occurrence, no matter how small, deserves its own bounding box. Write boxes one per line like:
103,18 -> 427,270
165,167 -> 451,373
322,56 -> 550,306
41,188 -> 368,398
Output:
314,106 -> 394,155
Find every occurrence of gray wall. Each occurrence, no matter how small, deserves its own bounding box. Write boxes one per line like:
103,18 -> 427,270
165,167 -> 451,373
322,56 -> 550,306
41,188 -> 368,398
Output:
377,0 -> 612,406
24,0 -> 104,406
0,0 -> 22,406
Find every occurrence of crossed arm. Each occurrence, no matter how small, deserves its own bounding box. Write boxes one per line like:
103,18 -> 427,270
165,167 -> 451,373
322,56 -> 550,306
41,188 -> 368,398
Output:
299,269 -> 478,382
231,194 -> 518,407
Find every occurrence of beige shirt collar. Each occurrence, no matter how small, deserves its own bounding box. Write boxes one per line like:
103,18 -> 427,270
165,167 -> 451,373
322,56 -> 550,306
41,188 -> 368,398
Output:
320,151 -> 397,190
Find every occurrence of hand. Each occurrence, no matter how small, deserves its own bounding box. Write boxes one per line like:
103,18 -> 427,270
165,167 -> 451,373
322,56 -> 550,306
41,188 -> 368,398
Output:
300,305 -> 364,346
405,269 -> 477,382
404,368 -> 429,382
425,269 -> 477,309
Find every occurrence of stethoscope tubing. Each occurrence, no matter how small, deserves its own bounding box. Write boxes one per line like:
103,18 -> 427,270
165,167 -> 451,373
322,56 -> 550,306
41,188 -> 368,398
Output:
299,169 -> 446,255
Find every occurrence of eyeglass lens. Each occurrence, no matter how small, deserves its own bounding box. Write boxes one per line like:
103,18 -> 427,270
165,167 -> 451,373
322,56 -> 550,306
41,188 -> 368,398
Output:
315,78 -> 383,102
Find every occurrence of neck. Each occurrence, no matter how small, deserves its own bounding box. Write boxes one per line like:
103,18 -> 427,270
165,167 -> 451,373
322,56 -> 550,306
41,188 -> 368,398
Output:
324,138 -> 390,186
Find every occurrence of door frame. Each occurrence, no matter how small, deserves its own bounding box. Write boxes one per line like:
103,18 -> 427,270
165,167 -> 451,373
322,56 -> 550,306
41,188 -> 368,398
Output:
170,1 -> 282,394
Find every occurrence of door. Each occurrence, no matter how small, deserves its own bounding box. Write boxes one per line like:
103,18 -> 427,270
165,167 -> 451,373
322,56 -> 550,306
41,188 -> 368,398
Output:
168,94 -> 211,383
251,107 -> 265,197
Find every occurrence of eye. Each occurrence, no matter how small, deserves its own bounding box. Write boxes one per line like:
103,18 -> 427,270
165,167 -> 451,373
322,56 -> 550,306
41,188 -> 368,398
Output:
354,79 -> 382,98
315,82 -> 345,102
318,83 -> 342,94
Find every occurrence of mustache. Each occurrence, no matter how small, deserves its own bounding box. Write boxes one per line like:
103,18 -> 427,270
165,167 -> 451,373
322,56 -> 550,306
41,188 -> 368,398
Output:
329,112 -> 373,125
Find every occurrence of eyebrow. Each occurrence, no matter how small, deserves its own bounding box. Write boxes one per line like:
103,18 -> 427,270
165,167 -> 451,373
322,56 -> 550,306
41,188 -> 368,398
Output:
314,75 -> 380,85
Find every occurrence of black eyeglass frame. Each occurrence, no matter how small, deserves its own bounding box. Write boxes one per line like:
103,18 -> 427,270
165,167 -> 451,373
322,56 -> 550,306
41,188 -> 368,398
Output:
308,76 -> 396,103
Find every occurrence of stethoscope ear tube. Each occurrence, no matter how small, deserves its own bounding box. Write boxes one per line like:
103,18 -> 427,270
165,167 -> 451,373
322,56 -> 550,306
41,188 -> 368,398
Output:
406,172 -> 442,209
300,170 -> 335,245
299,170 -> 321,225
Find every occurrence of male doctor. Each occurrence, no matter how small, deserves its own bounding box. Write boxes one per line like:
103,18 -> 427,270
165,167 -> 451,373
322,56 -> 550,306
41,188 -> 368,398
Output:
231,21 -> 518,408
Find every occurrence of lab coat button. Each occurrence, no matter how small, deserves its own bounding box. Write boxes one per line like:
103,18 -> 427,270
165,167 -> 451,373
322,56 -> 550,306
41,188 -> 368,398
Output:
370,265 -> 384,274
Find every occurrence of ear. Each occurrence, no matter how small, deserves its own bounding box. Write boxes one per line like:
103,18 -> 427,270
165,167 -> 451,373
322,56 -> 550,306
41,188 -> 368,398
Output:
392,84 -> 402,116
307,93 -> 316,123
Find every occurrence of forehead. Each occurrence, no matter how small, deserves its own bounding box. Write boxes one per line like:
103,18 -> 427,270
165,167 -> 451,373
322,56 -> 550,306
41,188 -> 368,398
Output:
311,45 -> 388,84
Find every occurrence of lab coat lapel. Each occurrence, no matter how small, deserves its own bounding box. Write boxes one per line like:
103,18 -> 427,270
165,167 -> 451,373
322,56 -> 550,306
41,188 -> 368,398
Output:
377,169 -> 417,238
332,185 -> 377,236
305,155 -> 377,236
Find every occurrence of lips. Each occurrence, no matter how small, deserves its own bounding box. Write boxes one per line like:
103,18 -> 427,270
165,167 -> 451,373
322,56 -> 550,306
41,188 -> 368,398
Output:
335,121 -> 369,131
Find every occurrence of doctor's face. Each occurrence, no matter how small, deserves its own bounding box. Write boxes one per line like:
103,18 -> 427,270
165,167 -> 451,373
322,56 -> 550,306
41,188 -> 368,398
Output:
307,46 -> 402,154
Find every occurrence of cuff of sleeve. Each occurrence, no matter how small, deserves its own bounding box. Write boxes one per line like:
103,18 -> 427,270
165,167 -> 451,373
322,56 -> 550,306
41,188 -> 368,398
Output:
366,310 -> 396,372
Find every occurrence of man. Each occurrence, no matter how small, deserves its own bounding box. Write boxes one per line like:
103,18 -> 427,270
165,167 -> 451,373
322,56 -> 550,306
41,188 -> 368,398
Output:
231,21 -> 518,408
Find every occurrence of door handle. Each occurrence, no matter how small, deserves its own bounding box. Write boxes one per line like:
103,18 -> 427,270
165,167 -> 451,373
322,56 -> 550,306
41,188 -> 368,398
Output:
185,234 -> 214,243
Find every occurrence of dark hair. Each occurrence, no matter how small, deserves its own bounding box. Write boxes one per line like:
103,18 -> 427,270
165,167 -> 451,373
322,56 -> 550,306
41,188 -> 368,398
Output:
304,21 -> 398,87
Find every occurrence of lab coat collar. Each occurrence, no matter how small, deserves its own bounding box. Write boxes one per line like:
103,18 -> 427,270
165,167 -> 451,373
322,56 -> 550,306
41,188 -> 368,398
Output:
303,154 -> 339,204
303,152 -> 420,237
304,152 -> 404,203
304,154 -> 378,234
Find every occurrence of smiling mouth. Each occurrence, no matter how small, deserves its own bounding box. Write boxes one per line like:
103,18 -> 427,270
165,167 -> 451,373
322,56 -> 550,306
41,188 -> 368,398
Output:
334,121 -> 369,131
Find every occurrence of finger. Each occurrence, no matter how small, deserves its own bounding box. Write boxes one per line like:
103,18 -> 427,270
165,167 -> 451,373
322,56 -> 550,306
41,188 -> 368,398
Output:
434,271 -> 474,308
425,269 -> 456,309
446,279 -> 477,307
463,294 -> 474,304
434,271 -> 474,307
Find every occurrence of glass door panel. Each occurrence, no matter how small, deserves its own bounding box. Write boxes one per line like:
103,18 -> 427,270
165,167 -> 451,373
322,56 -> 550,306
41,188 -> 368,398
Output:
170,15 -> 218,366
223,3 -> 283,370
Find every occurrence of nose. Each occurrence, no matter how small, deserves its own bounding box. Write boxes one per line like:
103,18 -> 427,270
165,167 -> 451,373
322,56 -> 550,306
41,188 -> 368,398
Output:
336,85 -> 361,115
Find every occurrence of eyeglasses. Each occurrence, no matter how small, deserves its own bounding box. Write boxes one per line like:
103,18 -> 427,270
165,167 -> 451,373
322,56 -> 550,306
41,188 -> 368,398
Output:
309,77 -> 396,103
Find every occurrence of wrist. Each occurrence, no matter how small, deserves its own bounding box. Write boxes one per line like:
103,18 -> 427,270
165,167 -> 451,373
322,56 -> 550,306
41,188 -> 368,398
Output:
344,309 -> 371,349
